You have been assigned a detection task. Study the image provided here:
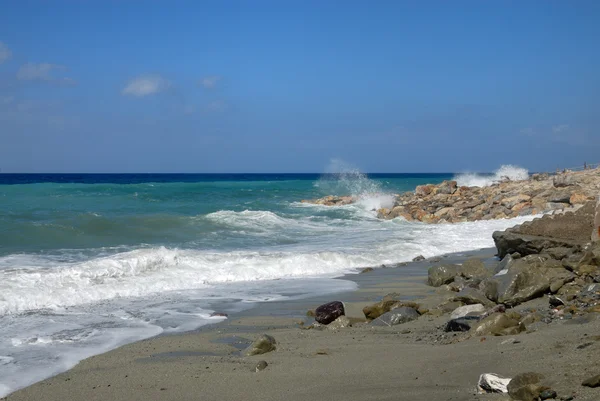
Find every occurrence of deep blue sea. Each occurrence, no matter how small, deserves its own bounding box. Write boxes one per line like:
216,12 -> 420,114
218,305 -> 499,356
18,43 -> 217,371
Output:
0,167 -> 534,396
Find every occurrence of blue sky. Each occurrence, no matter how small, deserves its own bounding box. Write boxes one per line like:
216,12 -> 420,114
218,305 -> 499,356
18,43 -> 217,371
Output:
0,1 -> 598,173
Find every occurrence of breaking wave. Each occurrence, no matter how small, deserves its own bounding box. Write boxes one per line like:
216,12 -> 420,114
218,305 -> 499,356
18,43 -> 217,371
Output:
454,165 -> 529,187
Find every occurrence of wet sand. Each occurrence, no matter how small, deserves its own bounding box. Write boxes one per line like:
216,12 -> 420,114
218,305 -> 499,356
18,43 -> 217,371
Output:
5,248 -> 600,401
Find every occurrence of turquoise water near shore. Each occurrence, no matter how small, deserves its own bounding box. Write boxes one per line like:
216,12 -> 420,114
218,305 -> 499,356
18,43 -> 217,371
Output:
0,169 -> 535,396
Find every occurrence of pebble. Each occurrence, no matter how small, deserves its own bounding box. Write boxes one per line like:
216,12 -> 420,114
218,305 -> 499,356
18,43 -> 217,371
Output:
255,360 -> 268,372
539,389 -> 557,400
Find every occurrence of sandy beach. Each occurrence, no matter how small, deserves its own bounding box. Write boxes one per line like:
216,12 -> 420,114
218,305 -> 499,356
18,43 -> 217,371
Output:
5,246 -> 600,401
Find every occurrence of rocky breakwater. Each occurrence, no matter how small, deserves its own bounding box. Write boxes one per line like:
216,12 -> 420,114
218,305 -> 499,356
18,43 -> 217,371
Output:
302,168 -> 600,223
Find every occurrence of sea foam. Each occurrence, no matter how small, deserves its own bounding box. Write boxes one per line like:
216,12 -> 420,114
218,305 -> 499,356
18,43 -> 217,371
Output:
454,165 -> 529,187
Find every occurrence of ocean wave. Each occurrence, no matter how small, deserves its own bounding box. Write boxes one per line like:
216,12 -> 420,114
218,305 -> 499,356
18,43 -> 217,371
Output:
454,165 -> 529,187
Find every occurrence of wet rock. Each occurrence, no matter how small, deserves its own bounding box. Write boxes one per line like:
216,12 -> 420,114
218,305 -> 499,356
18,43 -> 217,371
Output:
474,313 -> 525,336
412,255 -> 425,262
371,307 -> 420,327
450,304 -> 486,320
427,264 -> 460,287
245,334 -> 277,356
326,315 -> 351,331
507,372 -> 545,401
478,373 -> 511,393
255,360 -> 268,372
210,312 -> 229,317
445,316 -> 480,332
436,180 -> 458,195
582,374 -> 600,388
359,267 -> 374,274
315,301 -> 345,325
495,254 -> 515,275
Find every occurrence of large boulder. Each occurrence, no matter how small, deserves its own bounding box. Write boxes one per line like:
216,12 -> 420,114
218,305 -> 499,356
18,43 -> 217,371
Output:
362,297 -> 419,320
371,307 -> 420,326
436,180 -> 458,195
451,288 -> 495,308
315,301 -> 345,325
483,255 -> 575,306
427,264 -> 460,287
459,258 -> 492,279
245,334 -> 277,356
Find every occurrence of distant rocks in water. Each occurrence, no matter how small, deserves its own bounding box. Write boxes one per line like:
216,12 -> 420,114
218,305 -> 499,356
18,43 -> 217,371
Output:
314,301 -> 345,325
300,195 -> 355,206
245,334 -> 277,356
304,168 -> 599,224
412,255 -> 425,262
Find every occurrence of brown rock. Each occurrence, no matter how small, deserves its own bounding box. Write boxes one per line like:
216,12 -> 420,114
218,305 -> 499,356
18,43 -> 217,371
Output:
507,372 -> 545,401
569,192 -> 590,204
474,313 -> 525,336
581,374 -> 600,388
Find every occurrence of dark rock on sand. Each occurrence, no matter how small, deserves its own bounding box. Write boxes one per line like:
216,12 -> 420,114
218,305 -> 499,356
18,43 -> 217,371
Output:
451,288 -> 495,308
444,316 -> 480,332
539,389 -> 557,400
245,334 -> 277,356
582,374 -> 600,388
507,372 -> 545,401
315,301 -> 345,325
371,307 -> 420,327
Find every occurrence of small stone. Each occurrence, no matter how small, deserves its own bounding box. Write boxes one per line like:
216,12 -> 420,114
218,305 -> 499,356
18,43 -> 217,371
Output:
326,315 -> 351,330
539,389 -> 557,400
360,267 -> 374,274
412,255 -> 425,262
210,312 -> 228,317
445,316 -> 480,332
245,334 -> 277,356
582,374 -> 600,387
371,307 -> 420,326
450,304 -> 486,320
501,338 -> 521,345
478,373 -> 511,393
255,360 -> 268,372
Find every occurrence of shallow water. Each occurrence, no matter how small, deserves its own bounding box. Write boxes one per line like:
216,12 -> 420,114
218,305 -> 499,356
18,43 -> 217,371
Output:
0,168 -> 533,396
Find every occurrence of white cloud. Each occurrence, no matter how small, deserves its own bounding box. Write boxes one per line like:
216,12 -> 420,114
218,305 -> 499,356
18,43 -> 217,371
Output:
16,62 -> 76,85
0,42 -> 11,64
122,75 -> 170,97
200,75 -> 221,89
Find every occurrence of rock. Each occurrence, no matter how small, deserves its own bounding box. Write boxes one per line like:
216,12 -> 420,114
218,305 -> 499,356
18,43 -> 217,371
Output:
415,184 -> 436,197
539,389 -> 557,400
436,180 -> 458,195
507,372 -> 545,401
486,256 -> 575,307
371,307 -> 420,327
412,255 -> 425,262
315,301 -> 345,325
459,258 -> 491,279
570,192 -> 590,205
255,360 -> 268,372
553,174 -> 575,187
594,198 -> 600,242
582,374 -> 600,387
532,173 -> 549,181
359,267 -> 374,274
326,315 -> 351,331
495,254 -> 515,275
362,298 -> 401,320
452,288 -> 495,308
245,334 -> 277,356
450,304 -> 486,320
478,373 -> 511,393
474,313 -> 525,336
445,316 -> 480,332
501,194 -> 531,209
427,264 -> 459,287
500,338 -> 521,345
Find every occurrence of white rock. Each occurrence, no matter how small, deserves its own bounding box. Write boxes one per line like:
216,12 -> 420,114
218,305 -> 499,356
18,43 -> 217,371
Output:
450,304 -> 486,320
477,373 -> 511,393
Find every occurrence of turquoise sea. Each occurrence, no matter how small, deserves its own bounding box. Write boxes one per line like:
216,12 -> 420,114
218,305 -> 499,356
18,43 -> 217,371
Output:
0,168 -> 534,396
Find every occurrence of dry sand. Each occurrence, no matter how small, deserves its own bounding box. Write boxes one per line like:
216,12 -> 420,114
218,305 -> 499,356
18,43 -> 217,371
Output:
4,249 -> 600,401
